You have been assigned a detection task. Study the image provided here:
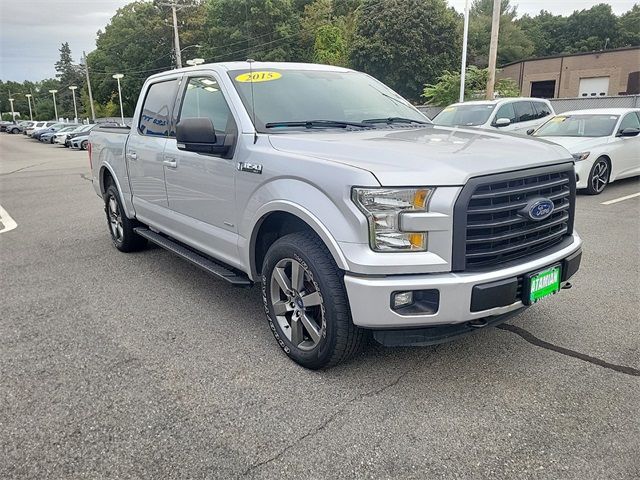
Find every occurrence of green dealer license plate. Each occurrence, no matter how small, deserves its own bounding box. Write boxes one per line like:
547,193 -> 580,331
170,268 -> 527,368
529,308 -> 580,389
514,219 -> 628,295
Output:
524,264 -> 561,305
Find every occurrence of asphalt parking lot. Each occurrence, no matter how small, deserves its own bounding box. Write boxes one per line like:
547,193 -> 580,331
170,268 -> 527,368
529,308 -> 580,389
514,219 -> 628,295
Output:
1,133 -> 638,479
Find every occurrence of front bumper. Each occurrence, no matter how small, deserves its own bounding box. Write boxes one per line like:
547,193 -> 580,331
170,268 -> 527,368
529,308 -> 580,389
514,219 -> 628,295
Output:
344,233 -> 582,329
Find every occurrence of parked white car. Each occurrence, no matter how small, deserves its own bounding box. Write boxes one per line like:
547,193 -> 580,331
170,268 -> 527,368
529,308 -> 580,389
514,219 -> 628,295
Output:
432,98 -> 555,134
533,108 -> 640,194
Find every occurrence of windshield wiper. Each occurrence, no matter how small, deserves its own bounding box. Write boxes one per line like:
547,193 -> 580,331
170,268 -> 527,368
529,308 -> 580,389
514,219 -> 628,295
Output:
265,120 -> 370,129
362,117 -> 429,125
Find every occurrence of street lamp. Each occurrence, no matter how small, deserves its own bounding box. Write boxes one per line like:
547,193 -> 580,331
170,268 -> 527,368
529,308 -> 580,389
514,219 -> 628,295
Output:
25,94 -> 34,121
112,74 -> 125,126
68,86 -> 78,122
49,90 -> 59,120
186,58 -> 205,66
8,97 -> 15,122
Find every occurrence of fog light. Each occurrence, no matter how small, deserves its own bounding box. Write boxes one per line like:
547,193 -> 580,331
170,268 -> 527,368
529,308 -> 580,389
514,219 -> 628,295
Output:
393,291 -> 414,309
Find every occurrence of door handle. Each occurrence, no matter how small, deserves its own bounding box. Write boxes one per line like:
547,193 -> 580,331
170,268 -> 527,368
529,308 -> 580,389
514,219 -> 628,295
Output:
163,156 -> 177,168
126,152 -> 137,160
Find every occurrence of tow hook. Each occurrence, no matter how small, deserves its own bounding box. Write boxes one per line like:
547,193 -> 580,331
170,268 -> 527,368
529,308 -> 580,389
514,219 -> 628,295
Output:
468,319 -> 488,328
562,282 -> 573,290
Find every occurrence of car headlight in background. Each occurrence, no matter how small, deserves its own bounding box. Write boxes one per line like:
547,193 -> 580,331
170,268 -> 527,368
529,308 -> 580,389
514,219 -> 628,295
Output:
352,187 -> 434,252
572,152 -> 590,161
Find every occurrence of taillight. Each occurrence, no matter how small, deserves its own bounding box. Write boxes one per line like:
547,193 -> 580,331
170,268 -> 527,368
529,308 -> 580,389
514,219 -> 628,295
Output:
88,142 -> 92,169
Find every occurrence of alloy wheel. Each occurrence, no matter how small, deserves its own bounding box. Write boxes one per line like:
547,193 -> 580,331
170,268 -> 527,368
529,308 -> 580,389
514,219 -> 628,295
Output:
591,160 -> 609,193
270,258 -> 324,351
107,195 -> 124,242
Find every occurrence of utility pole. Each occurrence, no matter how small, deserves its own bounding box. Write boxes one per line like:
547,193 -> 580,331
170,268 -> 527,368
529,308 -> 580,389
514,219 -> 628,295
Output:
171,4 -> 182,68
485,0 -> 501,100
83,51 -> 96,121
160,1 -> 185,68
459,0 -> 470,103
8,90 -> 15,122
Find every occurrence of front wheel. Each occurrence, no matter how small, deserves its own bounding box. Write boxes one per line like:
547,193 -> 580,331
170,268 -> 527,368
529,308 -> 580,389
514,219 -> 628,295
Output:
585,157 -> 610,195
81,140 -> 88,150
262,231 -> 364,369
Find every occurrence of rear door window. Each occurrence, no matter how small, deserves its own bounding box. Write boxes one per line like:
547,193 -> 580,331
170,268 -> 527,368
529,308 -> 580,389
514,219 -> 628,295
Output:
533,102 -> 552,119
139,79 -> 179,137
514,101 -> 537,123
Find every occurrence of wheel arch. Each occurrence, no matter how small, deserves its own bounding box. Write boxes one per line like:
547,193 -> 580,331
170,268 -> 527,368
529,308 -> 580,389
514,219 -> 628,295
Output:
249,204 -> 350,280
99,163 -> 134,218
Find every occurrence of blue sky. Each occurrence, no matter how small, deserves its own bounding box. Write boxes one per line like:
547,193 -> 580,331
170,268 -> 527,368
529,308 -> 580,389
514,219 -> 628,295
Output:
0,0 -> 637,82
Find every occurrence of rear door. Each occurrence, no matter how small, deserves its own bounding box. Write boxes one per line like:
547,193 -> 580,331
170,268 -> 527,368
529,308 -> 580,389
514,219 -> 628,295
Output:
126,78 -> 180,215
162,74 -> 240,266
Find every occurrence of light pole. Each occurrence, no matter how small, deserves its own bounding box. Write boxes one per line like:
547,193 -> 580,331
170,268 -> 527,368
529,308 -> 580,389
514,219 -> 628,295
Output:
112,74 -> 125,125
459,0 -> 470,103
185,58 -> 205,66
68,86 -> 79,122
25,94 -> 34,121
49,90 -> 59,120
8,97 -> 15,122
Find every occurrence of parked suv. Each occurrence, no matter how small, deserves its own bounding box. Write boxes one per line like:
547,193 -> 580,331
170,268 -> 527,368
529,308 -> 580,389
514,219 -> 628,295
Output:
432,98 -> 555,134
89,62 -> 581,369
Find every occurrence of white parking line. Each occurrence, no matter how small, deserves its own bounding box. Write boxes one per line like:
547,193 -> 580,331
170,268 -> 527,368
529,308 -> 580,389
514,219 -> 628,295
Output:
601,192 -> 640,205
0,204 -> 18,233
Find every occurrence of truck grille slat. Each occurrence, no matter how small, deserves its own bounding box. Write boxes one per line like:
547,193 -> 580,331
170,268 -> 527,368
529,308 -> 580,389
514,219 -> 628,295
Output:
452,165 -> 576,271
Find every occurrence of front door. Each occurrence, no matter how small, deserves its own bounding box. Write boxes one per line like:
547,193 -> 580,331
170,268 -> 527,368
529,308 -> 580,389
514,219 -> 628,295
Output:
610,111 -> 640,178
127,78 -> 180,216
162,75 -> 240,266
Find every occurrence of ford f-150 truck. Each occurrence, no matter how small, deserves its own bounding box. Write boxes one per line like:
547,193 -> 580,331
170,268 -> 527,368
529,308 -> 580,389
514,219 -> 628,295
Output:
89,62 -> 582,369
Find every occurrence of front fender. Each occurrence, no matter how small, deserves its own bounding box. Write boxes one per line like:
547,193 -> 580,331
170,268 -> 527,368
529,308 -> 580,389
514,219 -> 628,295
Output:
239,178 -> 372,278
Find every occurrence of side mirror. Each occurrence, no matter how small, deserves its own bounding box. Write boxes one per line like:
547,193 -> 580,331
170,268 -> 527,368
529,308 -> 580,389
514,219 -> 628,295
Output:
526,128 -> 535,135
617,127 -> 640,137
494,118 -> 511,127
176,117 -> 230,155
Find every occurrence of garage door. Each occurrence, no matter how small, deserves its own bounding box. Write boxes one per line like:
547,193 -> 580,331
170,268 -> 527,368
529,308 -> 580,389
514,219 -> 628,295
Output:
579,77 -> 609,97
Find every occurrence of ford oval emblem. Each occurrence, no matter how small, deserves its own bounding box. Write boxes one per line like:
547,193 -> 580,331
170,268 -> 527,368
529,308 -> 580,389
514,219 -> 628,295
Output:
520,198 -> 555,221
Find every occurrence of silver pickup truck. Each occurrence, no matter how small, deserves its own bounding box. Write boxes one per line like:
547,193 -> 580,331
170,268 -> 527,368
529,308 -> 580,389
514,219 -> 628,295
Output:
89,62 -> 582,369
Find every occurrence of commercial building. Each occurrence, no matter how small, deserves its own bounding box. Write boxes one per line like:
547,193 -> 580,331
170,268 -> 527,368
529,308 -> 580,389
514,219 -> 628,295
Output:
498,46 -> 640,99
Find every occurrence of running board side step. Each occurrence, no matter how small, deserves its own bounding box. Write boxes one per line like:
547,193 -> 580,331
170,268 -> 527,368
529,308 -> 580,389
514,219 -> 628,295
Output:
134,227 -> 252,287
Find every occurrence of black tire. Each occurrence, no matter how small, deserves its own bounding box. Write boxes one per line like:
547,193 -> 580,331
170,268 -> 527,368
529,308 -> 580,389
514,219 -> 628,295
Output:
585,157 -> 610,195
10,128 -> 19,134
104,184 -> 147,252
81,140 -> 88,150
261,231 -> 364,369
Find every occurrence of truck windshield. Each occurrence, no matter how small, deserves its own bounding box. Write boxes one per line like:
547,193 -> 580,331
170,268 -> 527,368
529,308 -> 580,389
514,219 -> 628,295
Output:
228,69 -> 428,132
432,104 -> 496,126
533,114 -> 619,137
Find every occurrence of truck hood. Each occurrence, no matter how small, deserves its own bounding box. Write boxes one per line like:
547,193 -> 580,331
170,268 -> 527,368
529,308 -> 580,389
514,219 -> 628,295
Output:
268,125 -> 572,186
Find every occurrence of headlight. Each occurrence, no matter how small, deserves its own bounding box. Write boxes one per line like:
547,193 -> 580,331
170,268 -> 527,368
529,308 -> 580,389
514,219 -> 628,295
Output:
572,152 -> 590,161
352,187 -> 434,252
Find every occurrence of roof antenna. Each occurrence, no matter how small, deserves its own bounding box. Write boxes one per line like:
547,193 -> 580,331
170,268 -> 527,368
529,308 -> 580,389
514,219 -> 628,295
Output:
247,58 -> 258,144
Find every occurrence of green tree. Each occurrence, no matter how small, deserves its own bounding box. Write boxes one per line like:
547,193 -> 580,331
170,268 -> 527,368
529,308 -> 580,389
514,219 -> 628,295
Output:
202,0 -> 303,63
422,66 -> 519,106
618,4 -> 640,47
88,1 -> 176,116
468,0 -> 534,67
562,4 -> 619,53
54,42 -> 85,119
350,0 -> 461,102
517,11 -> 568,57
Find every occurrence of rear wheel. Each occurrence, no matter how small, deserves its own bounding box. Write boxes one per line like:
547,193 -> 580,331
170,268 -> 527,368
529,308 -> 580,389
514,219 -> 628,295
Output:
262,231 -> 364,369
585,157 -> 609,195
104,184 -> 147,252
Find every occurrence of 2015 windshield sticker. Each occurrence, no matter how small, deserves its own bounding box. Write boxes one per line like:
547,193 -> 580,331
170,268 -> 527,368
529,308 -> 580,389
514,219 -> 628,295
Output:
235,71 -> 282,83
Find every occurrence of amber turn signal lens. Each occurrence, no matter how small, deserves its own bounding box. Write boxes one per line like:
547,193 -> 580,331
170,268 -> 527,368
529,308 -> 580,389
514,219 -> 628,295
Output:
413,189 -> 429,209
